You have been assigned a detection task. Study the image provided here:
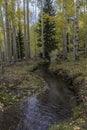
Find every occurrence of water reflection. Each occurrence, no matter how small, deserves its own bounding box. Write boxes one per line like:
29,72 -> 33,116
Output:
0,74 -> 75,130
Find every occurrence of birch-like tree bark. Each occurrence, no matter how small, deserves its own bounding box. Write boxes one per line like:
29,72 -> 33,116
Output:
74,0 -> 80,60
63,0 -> 67,59
83,0 -> 87,57
34,0 -> 37,58
26,0 -> 30,59
23,0 -> 27,59
5,0 -> 11,62
41,0 -> 45,58
0,7 -> 6,60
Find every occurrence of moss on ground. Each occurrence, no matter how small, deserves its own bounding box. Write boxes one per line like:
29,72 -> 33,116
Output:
0,61 -> 45,109
49,53 -> 87,97
0,58 -> 87,129
49,53 -> 87,130
49,117 -> 86,130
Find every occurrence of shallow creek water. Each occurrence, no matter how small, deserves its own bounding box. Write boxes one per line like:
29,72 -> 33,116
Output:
0,71 -> 76,130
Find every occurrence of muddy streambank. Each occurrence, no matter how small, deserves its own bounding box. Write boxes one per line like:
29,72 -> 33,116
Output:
0,62 -> 77,130
0,62 -> 45,109
49,62 -> 87,120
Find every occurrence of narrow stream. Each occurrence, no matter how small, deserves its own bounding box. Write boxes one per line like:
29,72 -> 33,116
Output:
0,70 -> 76,130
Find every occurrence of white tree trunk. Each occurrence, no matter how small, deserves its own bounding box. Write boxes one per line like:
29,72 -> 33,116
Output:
74,0 -> 80,60
83,0 -> 87,57
5,0 -> 11,62
23,0 -> 27,59
0,7 -> 6,60
63,0 -> 67,59
26,0 -> 30,59
41,0 -> 45,58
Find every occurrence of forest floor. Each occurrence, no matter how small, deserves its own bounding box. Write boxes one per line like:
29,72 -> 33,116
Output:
0,60 -> 46,110
0,56 -> 87,130
49,53 -> 87,130
50,53 -> 87,99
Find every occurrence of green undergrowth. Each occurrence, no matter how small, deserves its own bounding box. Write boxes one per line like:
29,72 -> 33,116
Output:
0,61 -> 45,109
49,53 -> 87,101
49,117 -> 86,130
49,104 -> 86,130
49,53 -> 87,130
50,53 -> 87,79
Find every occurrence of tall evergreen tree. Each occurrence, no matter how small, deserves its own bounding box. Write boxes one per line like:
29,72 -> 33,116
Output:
16,28 -> 25,59
37,0 -> 57,59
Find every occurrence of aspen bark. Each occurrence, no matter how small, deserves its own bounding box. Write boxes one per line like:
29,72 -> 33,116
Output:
26,0 -> 30,59
83,0 -> 87,57
41,0 -> 45,58
63,0 -> 67,59
5,0 -> 11,62
74,0 -> 80,60
23,0 -> 27,59
0,7 -> 6,60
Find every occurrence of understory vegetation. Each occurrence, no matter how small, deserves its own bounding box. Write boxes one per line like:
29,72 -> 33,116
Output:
0,0 -> 87,130
0,61 -> 45,109
49,53 -> 87,130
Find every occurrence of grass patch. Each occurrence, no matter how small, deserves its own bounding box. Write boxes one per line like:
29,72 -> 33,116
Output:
49,53 -> 87,130
0,61 -> 45,109
0,91 -> 21,107
49,119 -> 86,130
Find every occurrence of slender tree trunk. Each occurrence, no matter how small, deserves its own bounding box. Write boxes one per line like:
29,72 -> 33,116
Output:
74,0 -> 80,60
12,1 -> 17,60
32,0 -> 37,58
41,0 -> 45,58
83,0 -> 87,57
0,52 -> 4,74
17,0 -> 21,59
34,0 -> 37,58
67,33 -> 70,52
9,23 -> 12,60
5,0 -> 11,62
63,0 -> 67,59
23,0 -> 27,59
26,0 -> 30,59
12,26 -> 17,60
0,7 -> 6,60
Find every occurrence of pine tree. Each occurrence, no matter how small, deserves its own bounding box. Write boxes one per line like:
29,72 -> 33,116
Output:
37,0 -> 57,60
16,28 -> 25,59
